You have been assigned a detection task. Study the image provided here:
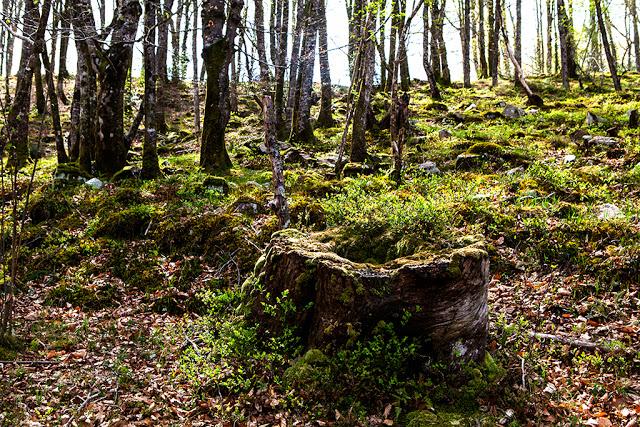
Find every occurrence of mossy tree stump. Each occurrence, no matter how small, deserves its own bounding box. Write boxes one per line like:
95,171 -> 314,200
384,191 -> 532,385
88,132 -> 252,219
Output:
247,230 -> 490,362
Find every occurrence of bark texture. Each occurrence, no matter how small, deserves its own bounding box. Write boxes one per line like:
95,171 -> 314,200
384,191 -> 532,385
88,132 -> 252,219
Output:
263,96 -> 290,229
316,0 -> 334,128
94,0 -> 142,175
594,0 -> 621,91
289,0 -> 319,144
199,0 -> 243,173
142,0 -> 161,178
248,230 -> 489,362
4,0 -> 51,167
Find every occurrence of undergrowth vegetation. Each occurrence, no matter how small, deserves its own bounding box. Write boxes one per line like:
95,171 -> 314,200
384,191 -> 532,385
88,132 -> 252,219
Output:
3,75 -> 640,424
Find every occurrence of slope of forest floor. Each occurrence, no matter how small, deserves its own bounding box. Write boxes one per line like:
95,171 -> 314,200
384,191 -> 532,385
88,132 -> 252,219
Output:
1,75 -> 640,426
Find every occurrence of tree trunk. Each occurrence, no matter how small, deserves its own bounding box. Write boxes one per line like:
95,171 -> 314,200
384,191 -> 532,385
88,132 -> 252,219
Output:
478,0 -> 488,78
286,0 -> 306,128
546,0 -> 553,73
461,0 -> 471,87
142,0 -> 161,178
153,0 -> 173,134
254,0 -> 269,82
56,0 -> 70,104
94,0 -> 142,176
274,0 -> 289,129
249,231 -> 490,362
67,66 -> 82,162
377,0 -> 387,90
491,0 -> 500,86
514,0 -> 521,81
487,0 -> 496,81
436,0 -> 450,84
40,45 -> 68,164
180,0 -> 191,80
290,0 -> 319,143
386,0 -> 398,91
632,0 -> 640,71
263,96 -> 290,229
199,0 -> 243,173
3,0 -> 17,104
34,56 -> 46,115
557,0 -> 571,89
191,0 -> 200,142
5,0 -> 51,168
595,0 -> 621,91
499,12 -> 544,106
423,3 -> 441,99
316,0 -> 334,128
350,6 -> 374,163
171,0 -> 183,81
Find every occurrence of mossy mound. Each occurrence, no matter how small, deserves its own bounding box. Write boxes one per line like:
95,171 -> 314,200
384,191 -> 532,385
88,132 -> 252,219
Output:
29,190 -> 72,224
44,281 -> 120,310
92,205 -> 157,239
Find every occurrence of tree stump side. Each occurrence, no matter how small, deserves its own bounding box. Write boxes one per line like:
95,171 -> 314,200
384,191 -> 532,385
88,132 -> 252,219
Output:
247,230 -> 490,362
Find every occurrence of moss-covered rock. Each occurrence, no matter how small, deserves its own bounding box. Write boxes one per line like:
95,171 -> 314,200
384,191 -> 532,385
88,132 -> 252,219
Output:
29,191 -> 72,224
92,205 -> 157,239
202,176 -> 230,195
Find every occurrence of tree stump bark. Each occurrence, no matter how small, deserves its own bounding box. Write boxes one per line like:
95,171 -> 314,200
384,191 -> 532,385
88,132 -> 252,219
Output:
246,230 -> 490,362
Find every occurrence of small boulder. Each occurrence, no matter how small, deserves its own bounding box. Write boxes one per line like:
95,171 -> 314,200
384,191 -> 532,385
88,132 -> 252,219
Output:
342,162 -> 375,177
503,104 -> 526,119
597,203 -> 623,220
438,129 -> 452,139
53,163 -> 90,184
233,200 -> 263,216
506,166 -> 525,176
283,148 -> 315,165
203,176 -> 230,195
582,135 -> 618,147
464,103 -> 477,112
418,161 -> 441,175
563,154 -> 576,163
85,178 -> 104,190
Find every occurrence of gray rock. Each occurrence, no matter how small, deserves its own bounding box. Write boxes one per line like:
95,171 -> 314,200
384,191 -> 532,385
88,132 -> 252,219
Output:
563,154 -> 576,163
506,166 -> 525,176
438,129 -> 452,139
284,148 -> 315,165
582,135 -> 618,147
503,104 -> 526,119
85,177 -> 104,189
418,161 -> 441,175
234,201 -> 262,216
597,203 -> 623,220
464,103 -> 477,112
586,111 -> 606,126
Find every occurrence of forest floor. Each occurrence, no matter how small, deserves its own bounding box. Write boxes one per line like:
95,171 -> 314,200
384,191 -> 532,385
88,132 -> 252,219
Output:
1,75 -> 640,426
